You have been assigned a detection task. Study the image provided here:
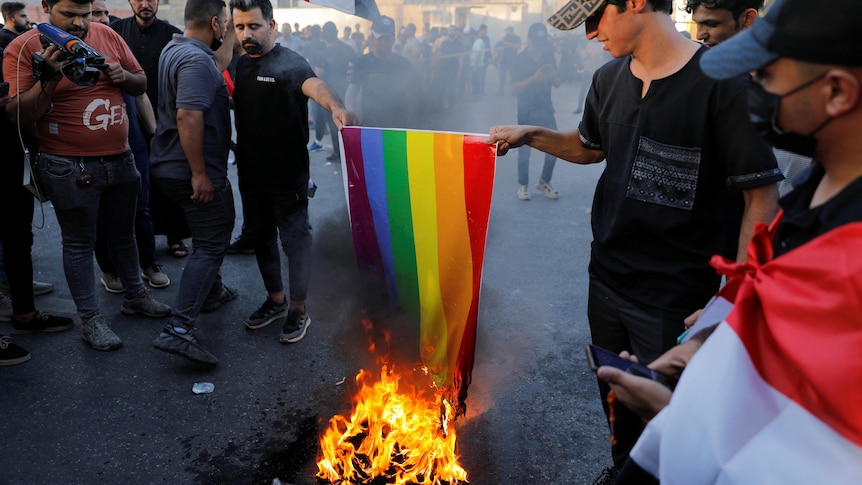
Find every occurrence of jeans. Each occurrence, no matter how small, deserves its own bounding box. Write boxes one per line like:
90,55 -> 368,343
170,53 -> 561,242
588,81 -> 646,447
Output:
587,273 -> 685,469
154,177 -> 235,328
94,129 -> 157,272
239,182 -> 312,303
517,110 -> 557,186
0,151 -> 36,315
36,151 -> 144,319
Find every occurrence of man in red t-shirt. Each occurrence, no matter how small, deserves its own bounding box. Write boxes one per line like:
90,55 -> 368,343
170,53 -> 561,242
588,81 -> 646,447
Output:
3,0 -> 170,352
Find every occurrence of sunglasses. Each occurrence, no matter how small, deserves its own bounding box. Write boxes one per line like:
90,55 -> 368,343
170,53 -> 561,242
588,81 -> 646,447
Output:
585,1 -> 619,36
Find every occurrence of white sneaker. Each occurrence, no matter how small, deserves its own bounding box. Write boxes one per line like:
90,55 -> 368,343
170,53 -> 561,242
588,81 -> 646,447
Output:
517,184 -> 531,201
536,179 -> 559,199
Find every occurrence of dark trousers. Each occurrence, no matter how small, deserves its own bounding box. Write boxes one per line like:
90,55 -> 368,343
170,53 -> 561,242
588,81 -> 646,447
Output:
154,177 -> 235,328
587,273 -> 685,469
95,134 -> 156,271
239,182 -> 312,303
0,153 -> 36,316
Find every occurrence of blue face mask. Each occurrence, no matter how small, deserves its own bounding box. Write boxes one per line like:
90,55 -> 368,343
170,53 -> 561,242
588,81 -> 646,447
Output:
747,73 -> 831,158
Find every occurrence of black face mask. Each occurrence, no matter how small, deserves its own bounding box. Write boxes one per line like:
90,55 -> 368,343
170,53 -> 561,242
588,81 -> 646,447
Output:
747,74 -> 831,158
210,21 -> 224,51
210,35 -> 224,52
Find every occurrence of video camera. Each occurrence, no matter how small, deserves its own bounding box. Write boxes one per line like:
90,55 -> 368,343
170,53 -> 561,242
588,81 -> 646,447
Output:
31,23 -> 107,86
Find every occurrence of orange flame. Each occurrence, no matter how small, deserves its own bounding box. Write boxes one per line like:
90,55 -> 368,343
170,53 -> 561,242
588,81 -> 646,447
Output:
316,364 -> 468,484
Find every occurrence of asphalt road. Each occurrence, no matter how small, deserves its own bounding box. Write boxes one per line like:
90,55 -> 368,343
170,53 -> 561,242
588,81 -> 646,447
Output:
0,81 -> 613,484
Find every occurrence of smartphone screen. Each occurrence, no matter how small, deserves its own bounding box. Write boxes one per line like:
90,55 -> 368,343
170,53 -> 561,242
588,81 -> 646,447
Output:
585,344 -> 678,390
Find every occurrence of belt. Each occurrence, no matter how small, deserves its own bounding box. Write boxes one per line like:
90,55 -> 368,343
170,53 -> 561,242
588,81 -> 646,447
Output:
41,151 -> 129,163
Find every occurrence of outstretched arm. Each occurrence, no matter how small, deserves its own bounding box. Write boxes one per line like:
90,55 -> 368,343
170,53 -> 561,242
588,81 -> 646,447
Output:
302,77 -> 360,129
488,125 -> 604,164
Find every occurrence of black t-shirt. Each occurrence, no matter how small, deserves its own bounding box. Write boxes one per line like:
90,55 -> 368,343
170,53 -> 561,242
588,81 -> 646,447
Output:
773,162 -> 862,257
579,46 -> 783,318
111,17 -> 181,110
0,28 -> 18,49
511,47 -> 557,116
314,41 -> 356,96
350,53 -> 416,128
438,38 -> 463,72
233,46 -> 316,191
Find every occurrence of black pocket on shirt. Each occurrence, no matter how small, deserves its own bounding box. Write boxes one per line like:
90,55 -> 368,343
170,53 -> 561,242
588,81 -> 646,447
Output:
627,136 -> 701,210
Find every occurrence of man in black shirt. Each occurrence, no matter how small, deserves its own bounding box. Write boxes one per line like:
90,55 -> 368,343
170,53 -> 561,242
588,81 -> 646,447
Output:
313,21 -> 356,162
111,0 -> 181,111
112,0 -> 192,262
230,0 -> 357,344
346,16 -> 419,129
510,22 -> 561,201
490,0 -> 782,475
0,2 -> 28,48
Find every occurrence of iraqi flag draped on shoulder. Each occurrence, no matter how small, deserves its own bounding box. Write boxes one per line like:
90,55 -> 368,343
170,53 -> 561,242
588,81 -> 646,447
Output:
630,220 -> 862,483
304,0 -> 380,20
339,126 -> 497,413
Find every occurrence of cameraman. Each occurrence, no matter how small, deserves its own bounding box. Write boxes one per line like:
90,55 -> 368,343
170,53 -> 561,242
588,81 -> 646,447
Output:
3,0 -> 170,352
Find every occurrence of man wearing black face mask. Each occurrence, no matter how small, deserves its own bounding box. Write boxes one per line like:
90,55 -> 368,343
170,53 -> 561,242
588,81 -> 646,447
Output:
595,0 -> 862,482
149,0 -> 237,365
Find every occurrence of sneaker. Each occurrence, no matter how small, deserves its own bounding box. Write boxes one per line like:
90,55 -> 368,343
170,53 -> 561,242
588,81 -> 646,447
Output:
591,467 -> 618,485
226,236 -> 255,255
517,184 -> 531,200
81,315 -> 122,351
153,324 -> 218,365
142,265 -> 170,289
307,140 -> 324,152
279,308 -> 311,343
0,281 -> 54,296
100,272 -> 123,294
0,280 -> 54,296
0,294 -> 12,322
536,179 -> 560,199
0,335 -> 30,365
200,285 -> 238,313
325,152 -> 340,162
245,297 -> 289,330
121,289 -> 171,318
12,311 -> 74,334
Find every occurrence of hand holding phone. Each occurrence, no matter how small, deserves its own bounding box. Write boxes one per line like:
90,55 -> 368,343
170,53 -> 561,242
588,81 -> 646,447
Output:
585,344 -> 678,390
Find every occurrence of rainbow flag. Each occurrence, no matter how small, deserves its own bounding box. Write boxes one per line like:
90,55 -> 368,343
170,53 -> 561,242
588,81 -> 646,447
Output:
340,126 -> 497,406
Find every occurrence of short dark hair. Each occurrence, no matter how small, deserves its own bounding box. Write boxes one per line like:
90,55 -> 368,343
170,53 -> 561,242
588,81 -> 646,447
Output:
684,0 -> 764,19
229,0 -> 273,22
1,2 -> 25,21
185,0 -> 225,29
612,0 -> 673,16
44,0 -> 92,8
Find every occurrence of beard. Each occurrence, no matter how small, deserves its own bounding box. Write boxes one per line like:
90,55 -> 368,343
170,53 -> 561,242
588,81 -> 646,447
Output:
243,40 -> 264,55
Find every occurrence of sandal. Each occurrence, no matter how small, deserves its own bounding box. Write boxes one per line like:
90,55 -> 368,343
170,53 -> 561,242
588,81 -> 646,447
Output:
169,241 -> 189,258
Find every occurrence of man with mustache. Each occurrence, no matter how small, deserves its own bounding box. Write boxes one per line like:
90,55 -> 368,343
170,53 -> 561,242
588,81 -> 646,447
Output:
112,0 -> 192,264
229,0 -> 357,344
3,0 -> 171,352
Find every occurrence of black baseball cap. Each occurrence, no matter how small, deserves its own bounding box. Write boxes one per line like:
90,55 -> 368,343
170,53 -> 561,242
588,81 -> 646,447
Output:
372,16 -> 395,38
701,0 -> 862,79
528,22 -> 549,42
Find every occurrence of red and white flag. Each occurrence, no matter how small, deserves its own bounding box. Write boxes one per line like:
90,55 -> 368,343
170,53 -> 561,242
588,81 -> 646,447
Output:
632,222 -> 862,483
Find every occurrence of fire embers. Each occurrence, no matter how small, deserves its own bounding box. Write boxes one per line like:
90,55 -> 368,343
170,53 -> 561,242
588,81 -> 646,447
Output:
316,365 -> 469,485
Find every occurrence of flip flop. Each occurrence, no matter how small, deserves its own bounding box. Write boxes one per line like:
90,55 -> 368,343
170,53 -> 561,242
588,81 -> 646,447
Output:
169,241 -> 189,258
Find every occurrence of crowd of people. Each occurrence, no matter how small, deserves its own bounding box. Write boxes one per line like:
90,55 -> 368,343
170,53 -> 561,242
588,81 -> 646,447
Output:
491,0 -> 860,483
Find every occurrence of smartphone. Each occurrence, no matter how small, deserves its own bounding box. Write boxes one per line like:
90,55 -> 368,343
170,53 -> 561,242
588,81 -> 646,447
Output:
585,344 -> 678,390
0,82 -> 9,97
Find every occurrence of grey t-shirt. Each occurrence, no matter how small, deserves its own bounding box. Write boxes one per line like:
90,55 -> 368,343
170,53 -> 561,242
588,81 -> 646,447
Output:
150,35 -> 230,184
